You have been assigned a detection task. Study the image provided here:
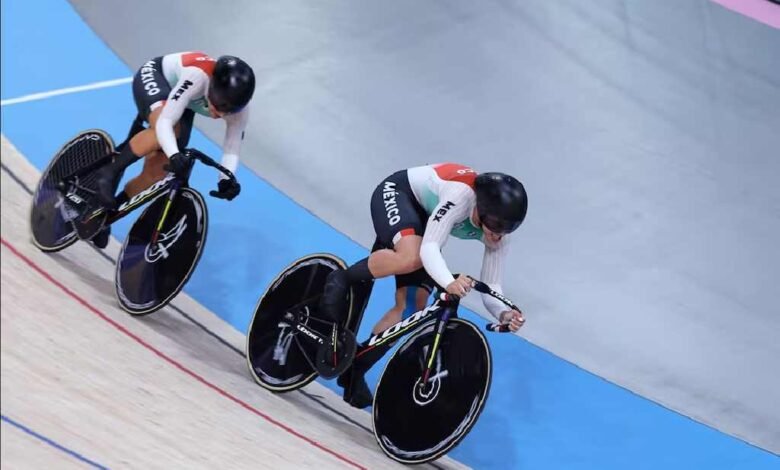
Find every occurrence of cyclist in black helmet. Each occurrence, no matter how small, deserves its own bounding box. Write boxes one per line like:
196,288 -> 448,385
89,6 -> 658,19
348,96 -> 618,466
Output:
82,52 -> 255,248
319,163 -> 527,409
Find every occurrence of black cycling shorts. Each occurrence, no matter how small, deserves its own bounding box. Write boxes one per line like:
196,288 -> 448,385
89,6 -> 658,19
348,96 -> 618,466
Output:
369,170 -> 436,292
130,56 -> 194,149
132,57 -> 169,120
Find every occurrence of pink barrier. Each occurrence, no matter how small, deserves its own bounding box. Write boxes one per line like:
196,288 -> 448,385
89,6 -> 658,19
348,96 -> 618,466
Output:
711,0 -> 780,28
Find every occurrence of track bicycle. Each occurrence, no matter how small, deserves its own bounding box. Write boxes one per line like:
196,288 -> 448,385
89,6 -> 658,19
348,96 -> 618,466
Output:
30,129 -> 238,315
245,253 -> 517,464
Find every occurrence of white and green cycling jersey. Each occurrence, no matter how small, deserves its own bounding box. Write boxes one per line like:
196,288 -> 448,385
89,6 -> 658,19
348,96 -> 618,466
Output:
406,163 -> 511,318
155,51 -> 250,180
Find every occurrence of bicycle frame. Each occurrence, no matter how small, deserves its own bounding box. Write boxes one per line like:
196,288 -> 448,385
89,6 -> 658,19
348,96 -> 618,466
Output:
355,280 -> 518,387
64,162 -> 187,222
364,299 -> 451,349
60,148 -> 235,243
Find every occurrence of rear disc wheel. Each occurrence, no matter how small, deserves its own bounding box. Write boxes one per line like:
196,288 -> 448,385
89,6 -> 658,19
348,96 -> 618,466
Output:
246,254 -> 354,392
30,129 -> 114,252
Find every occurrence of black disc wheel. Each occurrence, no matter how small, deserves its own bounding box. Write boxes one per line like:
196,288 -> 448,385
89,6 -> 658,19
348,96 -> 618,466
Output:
373,318 -> 492,464
30,129 -> 114,252
115,187 -> 207,315
246,254 -> 353,392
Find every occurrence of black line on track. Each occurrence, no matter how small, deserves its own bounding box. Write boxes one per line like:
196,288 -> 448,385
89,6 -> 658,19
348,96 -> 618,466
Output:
1,161 -> 34,195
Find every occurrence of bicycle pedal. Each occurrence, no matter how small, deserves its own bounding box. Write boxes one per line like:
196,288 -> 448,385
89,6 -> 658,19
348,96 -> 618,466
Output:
74,207 -> 108,241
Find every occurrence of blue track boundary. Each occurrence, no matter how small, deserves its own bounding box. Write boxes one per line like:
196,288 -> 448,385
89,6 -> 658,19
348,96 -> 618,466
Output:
1,414 -> 108,469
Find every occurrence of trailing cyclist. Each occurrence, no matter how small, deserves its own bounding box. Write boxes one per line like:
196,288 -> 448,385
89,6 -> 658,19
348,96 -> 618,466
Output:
319,163 -> 528,409
79,51 -> 254,248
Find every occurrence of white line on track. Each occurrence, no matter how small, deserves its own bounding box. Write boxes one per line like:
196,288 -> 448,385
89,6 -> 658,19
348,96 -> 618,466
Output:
0,77 -> 132,107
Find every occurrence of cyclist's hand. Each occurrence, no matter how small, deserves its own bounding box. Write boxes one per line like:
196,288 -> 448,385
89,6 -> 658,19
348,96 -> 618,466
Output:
446,276 -> 473,298
499,309 -> 525,332
164,152 -> 188,176
210,178 -> 241,200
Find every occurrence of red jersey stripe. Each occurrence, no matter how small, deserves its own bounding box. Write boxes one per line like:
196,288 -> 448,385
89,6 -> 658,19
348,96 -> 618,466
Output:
181,52 -> 216,76
432,163 -> 477,187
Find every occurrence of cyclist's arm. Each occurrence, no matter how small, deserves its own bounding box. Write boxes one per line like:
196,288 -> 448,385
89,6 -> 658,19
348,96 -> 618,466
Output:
156,69 -> 208,157
219,107 -> 249,179
480,236 -> 510,319
419,183 -> 474,289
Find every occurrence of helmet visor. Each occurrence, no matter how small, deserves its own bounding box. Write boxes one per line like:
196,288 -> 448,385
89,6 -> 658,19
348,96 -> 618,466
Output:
208,88 -> 243,115
480,214 -> 520,235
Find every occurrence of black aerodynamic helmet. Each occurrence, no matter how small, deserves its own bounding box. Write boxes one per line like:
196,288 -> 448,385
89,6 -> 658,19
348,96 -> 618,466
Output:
474,172 -> 528,234
208,55 -> 255,114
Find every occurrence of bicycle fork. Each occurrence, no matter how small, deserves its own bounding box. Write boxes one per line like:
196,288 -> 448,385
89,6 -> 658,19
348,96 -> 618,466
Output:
150,182 -> 180,246
420,306 -> 453,387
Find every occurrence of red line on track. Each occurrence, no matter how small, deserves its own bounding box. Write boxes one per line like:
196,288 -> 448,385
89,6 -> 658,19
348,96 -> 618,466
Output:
1,237 -> 367,470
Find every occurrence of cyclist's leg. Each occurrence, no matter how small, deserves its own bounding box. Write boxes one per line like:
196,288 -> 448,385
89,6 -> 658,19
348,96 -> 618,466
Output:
89,125 -> 151,248
90,110 -> 165,248
116,85 -> 191,155
371,276 -> 432,334
372,287 -> 409,334
367,234 -> 423,277
334,172 -> 431,407
95,56 -> 170,207
122,148 -> 167,197
345,268 -> 436,390
357,271 -> 433,370
116,106 -> 193,199
339,279 -> 433,409
354,176 -> 431,334
365,170 -> 430,278
319,170 -> 425,325
115,114 -> 146,152
364,178 -> 433,334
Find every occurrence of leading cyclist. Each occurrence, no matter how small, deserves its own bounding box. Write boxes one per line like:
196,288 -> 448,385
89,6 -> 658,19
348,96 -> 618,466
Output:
78,51 -> 254,247
319,163 -> 527,409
